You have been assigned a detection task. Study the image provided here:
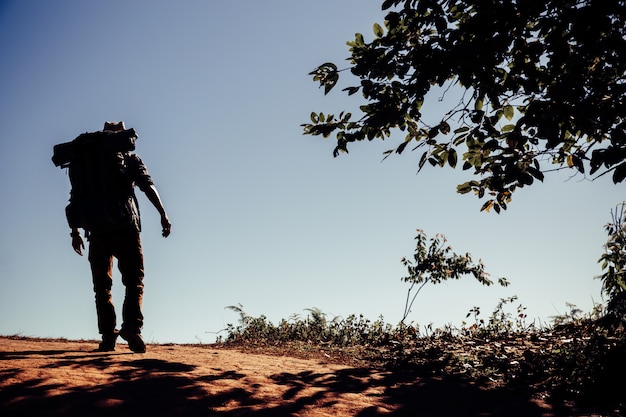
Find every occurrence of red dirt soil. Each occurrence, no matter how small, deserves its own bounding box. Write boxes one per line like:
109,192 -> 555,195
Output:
1,336 -> 580,416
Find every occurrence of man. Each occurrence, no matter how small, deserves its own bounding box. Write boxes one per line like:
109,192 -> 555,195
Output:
63,121 -> 171,353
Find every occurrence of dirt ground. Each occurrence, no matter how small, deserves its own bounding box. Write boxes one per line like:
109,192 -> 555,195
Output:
0,336 -> 579,416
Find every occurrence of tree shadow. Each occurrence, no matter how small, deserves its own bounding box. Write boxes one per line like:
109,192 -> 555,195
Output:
0,349 -> 577,417
270,367 -> 565,417
1,353 -> 260,417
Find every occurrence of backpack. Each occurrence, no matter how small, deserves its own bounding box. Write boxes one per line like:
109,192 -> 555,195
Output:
52,129 -> 140,233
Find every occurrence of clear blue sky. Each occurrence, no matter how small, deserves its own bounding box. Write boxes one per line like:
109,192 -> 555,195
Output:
0,1 -> 620,344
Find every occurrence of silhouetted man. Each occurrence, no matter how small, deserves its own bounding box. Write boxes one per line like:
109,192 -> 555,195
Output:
54,121 -> 171,352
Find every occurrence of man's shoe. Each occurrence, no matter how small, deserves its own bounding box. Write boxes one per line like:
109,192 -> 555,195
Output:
119,329 -> 146,353
94,332 -> 118,352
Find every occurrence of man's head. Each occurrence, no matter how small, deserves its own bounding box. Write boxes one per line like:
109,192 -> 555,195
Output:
103,121 -> 126,132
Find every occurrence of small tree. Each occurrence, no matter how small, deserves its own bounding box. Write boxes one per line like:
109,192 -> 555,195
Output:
598,204 -> 626,317
401,229 -> 509,322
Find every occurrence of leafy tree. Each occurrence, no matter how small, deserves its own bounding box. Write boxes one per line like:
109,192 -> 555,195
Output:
401,229 -> 509,322
303,0 -> 626,212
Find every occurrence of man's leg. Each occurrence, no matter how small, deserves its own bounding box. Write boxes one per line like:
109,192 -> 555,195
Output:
88,235 -> 117,350
116,230 -> 146,352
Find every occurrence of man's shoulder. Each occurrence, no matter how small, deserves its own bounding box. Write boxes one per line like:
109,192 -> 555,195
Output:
124,152 -> 146,167
123,152 -> 153,186
124,152 -> 142,162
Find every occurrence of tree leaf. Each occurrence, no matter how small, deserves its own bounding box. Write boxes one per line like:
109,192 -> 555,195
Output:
418,151 -> 428,171
373,23 -> 384,37
428,127 -> 439,139
453,134 -> 468,146
382,0 -> 396,10
448,148 -> 458,168
612,162 -> 626,184
396,141 -> 409,154
518,172 -> 533,186
502,124 -> 515,133
480,200 -> 494,213
528,166 -> 544,182
457,181 -> 473,194
503,105 -> 515,120
324,73 -> 338,95
342,86 -> 360,96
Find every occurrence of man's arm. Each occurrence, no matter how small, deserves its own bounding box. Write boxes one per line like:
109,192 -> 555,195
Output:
144,184 -> 171,237
127,153 -> 172,238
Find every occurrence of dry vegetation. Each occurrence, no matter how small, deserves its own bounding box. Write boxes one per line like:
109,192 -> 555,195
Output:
218,303 -> 626,416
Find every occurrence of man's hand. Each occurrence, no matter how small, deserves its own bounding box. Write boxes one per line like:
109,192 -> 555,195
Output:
161,215 -> 172,238
71,231 -> 84,255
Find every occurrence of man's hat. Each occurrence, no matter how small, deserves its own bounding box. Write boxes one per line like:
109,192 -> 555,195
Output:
103,121 -> 126,132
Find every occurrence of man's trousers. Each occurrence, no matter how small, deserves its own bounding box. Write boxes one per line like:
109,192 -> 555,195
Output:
88,229 -> 145,336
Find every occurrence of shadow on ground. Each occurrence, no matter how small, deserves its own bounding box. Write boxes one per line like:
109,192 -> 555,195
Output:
0,347 -> 571,417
